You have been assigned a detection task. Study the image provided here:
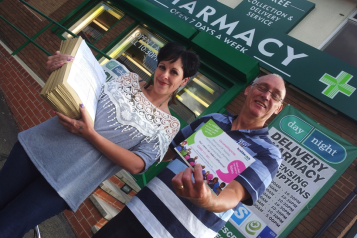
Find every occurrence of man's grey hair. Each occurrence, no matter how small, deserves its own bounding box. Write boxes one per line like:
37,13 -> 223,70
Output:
252,73 -> 285,84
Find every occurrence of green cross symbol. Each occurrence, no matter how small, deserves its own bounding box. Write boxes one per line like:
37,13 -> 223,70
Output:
319,71 -> 356,99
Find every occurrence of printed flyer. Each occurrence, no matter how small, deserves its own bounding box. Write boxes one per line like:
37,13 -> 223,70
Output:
175,119 -> 255,195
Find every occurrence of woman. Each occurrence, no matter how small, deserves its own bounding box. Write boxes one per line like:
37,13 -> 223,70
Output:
203,170 -> 210,180
216,182 -> 226,195
208,177 -> 220,192
0,42 -> 199,238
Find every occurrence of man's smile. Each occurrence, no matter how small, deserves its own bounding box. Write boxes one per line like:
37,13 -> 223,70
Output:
255,100 -> 266,108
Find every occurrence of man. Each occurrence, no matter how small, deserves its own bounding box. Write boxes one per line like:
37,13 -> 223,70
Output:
93,74 -> 285,238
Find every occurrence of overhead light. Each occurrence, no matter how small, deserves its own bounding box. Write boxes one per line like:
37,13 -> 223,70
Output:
67,6 -> 105,38
93,19 -> 108,31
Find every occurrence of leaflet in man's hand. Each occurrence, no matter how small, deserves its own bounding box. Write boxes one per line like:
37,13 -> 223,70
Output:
174,119 -> 255,195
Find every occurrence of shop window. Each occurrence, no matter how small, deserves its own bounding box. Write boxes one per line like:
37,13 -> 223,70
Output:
63,2 -> 125,43
100,26 -> 166,80
171,74 -> 225,123
319,9 -> 357,68
101,26 -> 225,123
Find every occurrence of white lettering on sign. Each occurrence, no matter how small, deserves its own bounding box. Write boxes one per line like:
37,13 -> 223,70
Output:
246,11 -> 274,26
258,38 -> 283,56
220,226 -> 237,238
249,0 -> 291,8
168,0 -> 308,66
232,29 -> 256,47
178,1 -> 196,14
196,6 -> 216,22
271,0 -> 291,7
258,38 -> 308,66
288,121 -> 304,134
234,206 -> 250,219
282,46 -> 308,66
172,0 -> 290,40
211,14 -> 239,35
310,138 -> 338,156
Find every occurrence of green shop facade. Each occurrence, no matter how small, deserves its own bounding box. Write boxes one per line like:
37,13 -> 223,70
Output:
2,0 -> 357,237
53,0 -> 261,184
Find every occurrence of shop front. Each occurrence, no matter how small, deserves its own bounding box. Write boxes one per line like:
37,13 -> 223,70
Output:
0,0 -> 356,237
49,0 -> 357,237
53,0 -> 260,186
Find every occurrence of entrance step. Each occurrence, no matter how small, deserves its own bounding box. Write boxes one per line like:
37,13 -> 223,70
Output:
100,179 -> 132,204
115,170 -> 141,193
89,194 -> 120,221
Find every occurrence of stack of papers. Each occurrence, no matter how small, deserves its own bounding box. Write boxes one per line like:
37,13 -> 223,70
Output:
40,37 -> 106,122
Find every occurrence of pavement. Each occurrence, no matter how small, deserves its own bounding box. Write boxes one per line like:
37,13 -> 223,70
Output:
0,89 -> 76,238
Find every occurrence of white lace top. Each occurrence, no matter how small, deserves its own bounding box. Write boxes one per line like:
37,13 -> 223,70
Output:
103,72 -> 180,161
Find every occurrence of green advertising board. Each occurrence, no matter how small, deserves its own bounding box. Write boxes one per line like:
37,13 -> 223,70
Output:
215,105 -> 357,238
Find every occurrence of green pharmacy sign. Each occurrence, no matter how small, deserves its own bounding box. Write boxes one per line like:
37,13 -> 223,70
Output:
147,0 -> 315,54
145,0 -> 357,122
319,71 -> 356,99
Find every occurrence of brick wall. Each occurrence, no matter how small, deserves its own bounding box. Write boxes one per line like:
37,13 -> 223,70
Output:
0,0 -> 87,81
226,84 -> 357,238
0,44 -> 52,130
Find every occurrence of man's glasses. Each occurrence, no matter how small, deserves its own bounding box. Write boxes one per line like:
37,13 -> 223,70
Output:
252,83 -> 283,102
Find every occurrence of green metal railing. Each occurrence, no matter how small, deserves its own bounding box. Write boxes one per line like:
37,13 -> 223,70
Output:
0,0 -> 112,60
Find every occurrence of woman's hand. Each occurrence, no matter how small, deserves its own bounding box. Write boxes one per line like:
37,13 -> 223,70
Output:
54,104 -> 95,140
55,104 -> 145,174
46,51 -> 75,75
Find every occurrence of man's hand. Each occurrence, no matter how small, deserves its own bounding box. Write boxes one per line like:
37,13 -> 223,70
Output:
172,165 -> 214,209
46,51 -> 75,75
172,164 -> 250,213
54,104 -> 95,140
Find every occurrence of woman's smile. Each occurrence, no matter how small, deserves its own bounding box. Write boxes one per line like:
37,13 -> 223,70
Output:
157,79 -> 169,86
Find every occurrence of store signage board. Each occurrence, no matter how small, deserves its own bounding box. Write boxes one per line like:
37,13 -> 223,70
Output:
147,0 -> 315,54
215,105 -> 357,238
